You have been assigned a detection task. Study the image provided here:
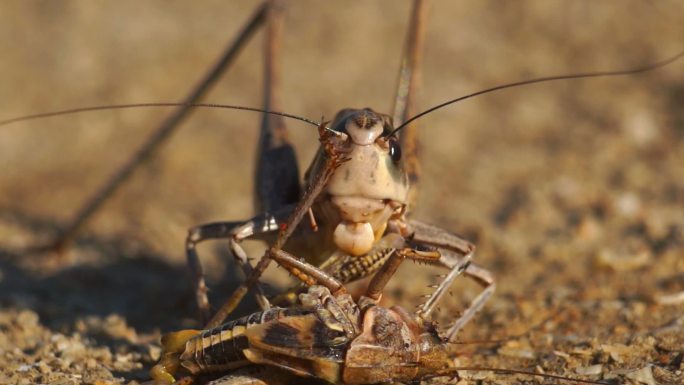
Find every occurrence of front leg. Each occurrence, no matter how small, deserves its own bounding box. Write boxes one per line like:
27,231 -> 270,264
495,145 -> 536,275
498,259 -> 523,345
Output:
206,123 -> 350,328
406,219 -> 476,266
186,207 -> 294,323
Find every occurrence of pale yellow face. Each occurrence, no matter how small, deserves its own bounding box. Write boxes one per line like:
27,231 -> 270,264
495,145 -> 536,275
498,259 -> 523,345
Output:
320,108 -> 409,256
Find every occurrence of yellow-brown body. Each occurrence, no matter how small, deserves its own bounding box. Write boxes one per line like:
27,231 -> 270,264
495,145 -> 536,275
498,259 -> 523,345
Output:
151,286 -> 453,384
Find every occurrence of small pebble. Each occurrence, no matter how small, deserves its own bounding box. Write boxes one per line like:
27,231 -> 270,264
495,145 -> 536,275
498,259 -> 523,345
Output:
148,345 -> 161,361
596,247 -> 652,271
625,366 -> 656,385
575,364 -> 603,375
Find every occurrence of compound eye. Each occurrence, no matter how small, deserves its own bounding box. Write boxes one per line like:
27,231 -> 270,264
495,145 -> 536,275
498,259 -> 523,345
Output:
388,137 -> 402,163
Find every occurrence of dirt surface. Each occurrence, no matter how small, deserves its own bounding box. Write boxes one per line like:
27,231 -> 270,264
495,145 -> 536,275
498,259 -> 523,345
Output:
1,1 -> 683,384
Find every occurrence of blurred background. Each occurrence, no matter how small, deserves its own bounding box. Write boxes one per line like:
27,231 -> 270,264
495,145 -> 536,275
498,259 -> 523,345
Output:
0,1 -> 683,383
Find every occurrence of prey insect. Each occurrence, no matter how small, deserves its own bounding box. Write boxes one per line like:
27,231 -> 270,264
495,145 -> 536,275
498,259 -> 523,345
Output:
154,282 -> 607,385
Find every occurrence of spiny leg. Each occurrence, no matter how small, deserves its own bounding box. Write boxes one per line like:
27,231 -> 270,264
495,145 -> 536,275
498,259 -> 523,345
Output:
419,256 -> 494,341
268,217 -> 476,311
416,251 -> 473,319
271,223 -> 467,307
267,249 -> 345,295
446,263 -> 495,340
364,247 -> 440,301
269,233 -> 406,307
407,219 -> 495,338
392,0 -> 428,207
47,3 -> 270,254
255,0 -> 301,214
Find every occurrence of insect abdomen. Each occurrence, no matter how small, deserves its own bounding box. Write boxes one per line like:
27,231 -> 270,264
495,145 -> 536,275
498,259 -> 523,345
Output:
178,307 -> 304,374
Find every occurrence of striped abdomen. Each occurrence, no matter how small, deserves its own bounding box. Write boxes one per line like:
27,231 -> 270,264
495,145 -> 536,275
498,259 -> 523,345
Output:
178,307 -> 311,374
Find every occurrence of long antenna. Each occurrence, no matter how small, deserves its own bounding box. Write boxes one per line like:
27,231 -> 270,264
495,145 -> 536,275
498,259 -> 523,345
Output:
429,366 -> 612,385
0,102 -> 320,128
390,49 -> 684,136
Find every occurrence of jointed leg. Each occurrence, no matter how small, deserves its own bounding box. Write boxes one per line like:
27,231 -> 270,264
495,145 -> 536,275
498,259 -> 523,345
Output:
365,247 -> 440,301
268,249 -> 345,294
407,219 -> 475,260
206,123 -> 350,328
186,211 -> 290,323
417,250 -> 473,319
407,219 -> 495,338
198,1 -> 300,327
446,263 -> 495,340
255,0 -> 301,214
392,0 -> 429,207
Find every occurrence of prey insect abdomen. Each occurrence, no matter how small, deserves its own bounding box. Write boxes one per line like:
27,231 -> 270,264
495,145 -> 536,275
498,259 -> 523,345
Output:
179,307 -> 296,374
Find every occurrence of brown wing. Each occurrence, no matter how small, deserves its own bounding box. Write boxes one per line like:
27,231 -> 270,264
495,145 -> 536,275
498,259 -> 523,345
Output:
245,314 -> 348,358
244,314 -> 348,383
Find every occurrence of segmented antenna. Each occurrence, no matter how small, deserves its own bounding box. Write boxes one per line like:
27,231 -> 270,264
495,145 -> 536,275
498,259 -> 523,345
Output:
0,103 -> 320,128
390,49 -> 684,136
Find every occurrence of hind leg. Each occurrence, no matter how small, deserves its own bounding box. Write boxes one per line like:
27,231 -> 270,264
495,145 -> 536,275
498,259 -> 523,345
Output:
189,1 -> 303,325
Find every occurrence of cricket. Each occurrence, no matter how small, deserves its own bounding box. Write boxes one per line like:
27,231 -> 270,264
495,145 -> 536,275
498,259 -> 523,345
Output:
1,1 -> 683,384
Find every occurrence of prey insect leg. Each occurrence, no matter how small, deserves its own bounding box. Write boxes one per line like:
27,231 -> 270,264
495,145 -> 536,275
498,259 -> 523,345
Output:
364,247 -> 440,301
406,219 -> 496,338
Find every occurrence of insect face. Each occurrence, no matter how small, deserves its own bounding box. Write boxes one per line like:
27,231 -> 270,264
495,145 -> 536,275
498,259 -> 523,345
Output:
310,108 -> 409,256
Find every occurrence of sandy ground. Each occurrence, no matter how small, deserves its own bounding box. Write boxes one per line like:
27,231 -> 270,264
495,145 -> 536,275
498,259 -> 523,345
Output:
0,1 -> 683,384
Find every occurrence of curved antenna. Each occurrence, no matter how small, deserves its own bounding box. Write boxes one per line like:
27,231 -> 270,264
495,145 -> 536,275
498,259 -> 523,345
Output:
390,49 -> 684,136
428,366 -> 612,385
0,102 -> 320,128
